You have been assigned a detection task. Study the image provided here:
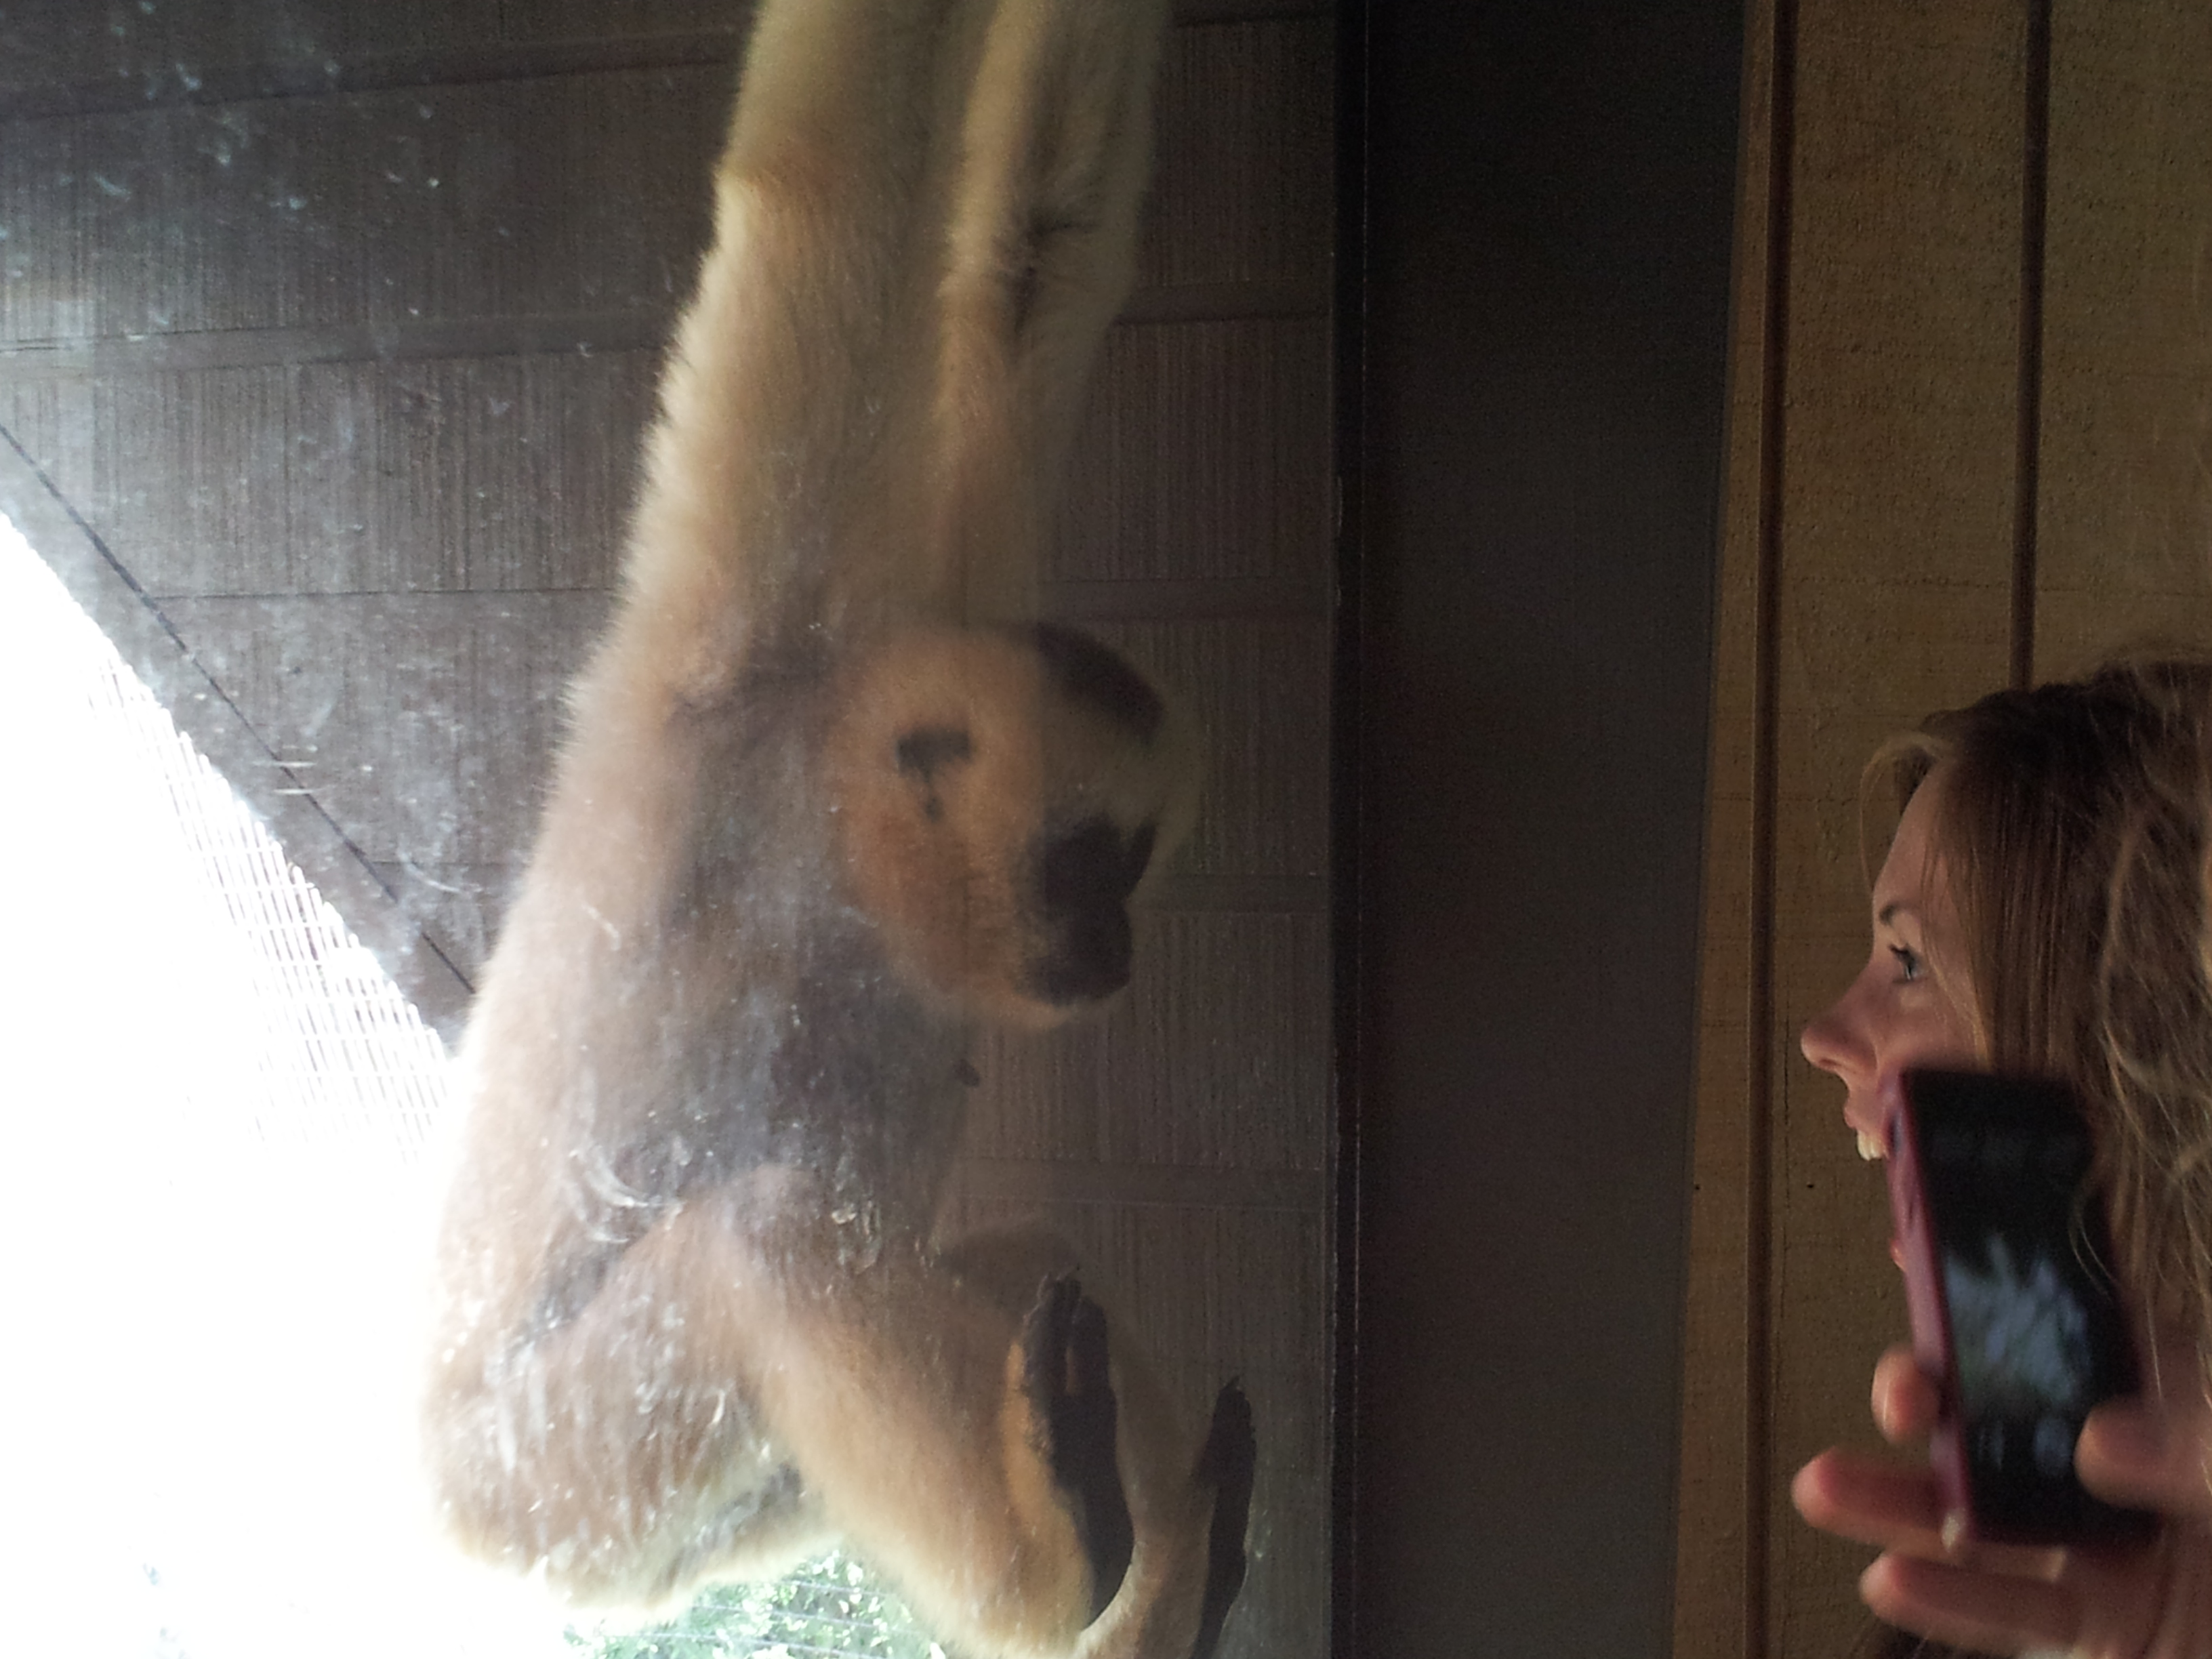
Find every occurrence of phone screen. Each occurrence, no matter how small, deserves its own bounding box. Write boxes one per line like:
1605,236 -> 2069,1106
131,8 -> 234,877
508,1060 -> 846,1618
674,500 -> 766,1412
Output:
1901,1070 -> 2152,1543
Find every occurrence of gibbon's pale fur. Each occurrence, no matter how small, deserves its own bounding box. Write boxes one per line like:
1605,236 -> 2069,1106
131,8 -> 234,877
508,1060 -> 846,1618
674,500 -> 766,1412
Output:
420,2 -> 1254,1657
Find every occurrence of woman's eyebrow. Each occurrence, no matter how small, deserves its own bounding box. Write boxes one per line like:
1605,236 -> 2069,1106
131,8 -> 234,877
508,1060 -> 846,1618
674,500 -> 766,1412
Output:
1875,901 -> 1919,928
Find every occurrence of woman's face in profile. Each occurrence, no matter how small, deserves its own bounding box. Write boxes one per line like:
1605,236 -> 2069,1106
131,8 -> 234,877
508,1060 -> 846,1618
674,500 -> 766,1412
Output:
1800,771 -> 1980,1160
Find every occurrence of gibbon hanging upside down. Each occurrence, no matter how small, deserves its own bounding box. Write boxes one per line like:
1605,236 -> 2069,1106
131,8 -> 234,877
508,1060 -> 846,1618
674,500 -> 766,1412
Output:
420,1 -> 1255,1656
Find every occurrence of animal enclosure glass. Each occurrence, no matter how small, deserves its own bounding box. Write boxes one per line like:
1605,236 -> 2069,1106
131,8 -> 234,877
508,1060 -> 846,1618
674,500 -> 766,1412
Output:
0,4 -> 1334,1656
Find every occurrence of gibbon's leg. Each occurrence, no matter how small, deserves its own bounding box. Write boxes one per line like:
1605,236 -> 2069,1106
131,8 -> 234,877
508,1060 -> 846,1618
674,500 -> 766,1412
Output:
423,1201 -> 839,1605
596,1174 -> 1146,1658
431,1169 -> 1126,1645
937,1231 -> 1258,1659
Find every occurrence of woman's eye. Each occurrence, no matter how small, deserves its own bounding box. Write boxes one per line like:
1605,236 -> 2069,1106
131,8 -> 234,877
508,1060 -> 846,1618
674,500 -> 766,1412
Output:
1888,944 -> 1923,983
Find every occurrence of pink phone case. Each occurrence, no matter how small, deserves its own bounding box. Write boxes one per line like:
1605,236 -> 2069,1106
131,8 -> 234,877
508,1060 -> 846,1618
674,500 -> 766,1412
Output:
1879,1071 -> 1974,1532
1879,1067 -> 2155,1547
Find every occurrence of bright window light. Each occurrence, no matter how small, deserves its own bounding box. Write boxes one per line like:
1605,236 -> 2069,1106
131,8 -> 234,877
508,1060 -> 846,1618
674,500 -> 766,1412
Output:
0,512 -> 936,1659
0,511 -> 573,1659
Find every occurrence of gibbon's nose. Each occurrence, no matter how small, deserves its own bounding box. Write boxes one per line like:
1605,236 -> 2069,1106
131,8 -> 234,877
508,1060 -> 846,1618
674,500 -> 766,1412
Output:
1029,818 -> 1157,1004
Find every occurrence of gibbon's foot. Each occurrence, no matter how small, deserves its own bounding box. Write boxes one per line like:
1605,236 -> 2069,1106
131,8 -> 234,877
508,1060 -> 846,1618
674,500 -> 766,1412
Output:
1022,1274 -> 1135,1620
1189,1381 -> 1256,1659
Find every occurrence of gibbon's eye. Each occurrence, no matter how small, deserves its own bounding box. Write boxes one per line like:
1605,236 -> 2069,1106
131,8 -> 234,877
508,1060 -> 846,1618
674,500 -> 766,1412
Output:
1889,944 -> 1924,983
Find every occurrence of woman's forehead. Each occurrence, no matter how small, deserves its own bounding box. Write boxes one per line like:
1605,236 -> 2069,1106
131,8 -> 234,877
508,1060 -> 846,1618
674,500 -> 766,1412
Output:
1872,771 -> 1949,916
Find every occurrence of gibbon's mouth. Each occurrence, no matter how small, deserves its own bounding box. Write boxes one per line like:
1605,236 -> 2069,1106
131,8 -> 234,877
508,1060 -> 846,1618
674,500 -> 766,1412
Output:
1025,815 -> 1157,1005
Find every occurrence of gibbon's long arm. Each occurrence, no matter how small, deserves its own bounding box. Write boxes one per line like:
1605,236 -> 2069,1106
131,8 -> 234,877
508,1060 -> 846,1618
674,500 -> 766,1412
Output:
421,1 -> 1253,1656
626,0 -> 1165,685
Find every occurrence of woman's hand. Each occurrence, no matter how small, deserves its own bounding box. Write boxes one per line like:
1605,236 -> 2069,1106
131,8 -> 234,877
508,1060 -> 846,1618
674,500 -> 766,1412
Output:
1793,1344 -> 2212,1656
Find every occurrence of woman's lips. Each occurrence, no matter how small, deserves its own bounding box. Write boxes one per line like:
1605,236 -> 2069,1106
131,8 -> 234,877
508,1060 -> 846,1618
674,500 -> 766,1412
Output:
1847,1089 -> 1892,1162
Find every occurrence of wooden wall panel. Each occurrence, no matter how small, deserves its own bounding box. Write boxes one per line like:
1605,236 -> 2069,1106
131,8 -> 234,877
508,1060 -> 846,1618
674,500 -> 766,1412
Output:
1771,0 -> 2026,1636
969,911 -> 1330,1170
1100,618 -> 1332,880
1680,1 -> 2212,1654
0,377 -> 94,509
1670,1 -> 1766,1584
1676,1 -> 2032,1654
154,592 -> 611,863
91,367 -> 298,595
0,75 -> 727,344
1053,318 -> 1332,588
0,0 -> 504,95
10,351 -> 657,595
1141,15 -> 1333,294
0,18 -> 1319,344
287,353 -> 659,594
504,0 -> 744,42
0,0 -> 1322,106
2037,1 -> 2212,670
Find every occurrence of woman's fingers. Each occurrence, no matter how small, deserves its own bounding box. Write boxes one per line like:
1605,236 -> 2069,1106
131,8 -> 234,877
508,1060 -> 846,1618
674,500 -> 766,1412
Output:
1795,1332 -> 2212,1657
1860,1553 -> 2080,1657
2076,1336 -> 2212,1524
1795,1449 -> 2072,1580
2078,1397 -> 2212,1525
1792,1447 -> 1948,1553
1872,1343 -> 1940,1443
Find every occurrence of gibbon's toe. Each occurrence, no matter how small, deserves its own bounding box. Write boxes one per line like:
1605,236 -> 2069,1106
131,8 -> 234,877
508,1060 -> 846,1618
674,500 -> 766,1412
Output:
1022,1275 -> 1135,1620
1190,1381 -> 1257,1659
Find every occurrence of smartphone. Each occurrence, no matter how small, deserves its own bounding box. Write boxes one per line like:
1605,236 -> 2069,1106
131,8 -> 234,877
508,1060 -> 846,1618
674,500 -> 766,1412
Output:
1884,1067 -> 2157,1547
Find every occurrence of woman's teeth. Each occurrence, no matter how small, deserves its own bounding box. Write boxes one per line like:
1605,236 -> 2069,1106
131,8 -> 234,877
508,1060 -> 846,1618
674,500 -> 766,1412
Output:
1856,1128 -> 1885,1162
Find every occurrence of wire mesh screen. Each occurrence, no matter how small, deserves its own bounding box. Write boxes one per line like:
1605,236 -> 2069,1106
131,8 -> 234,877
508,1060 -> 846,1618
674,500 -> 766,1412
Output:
48,550 -> 451,1159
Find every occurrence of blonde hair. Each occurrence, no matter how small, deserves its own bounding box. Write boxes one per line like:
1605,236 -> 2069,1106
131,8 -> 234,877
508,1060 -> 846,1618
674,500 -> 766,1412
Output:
1867,658 -> 2212,1348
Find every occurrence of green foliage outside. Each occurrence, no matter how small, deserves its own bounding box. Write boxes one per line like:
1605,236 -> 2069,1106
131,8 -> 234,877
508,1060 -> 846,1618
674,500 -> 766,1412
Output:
567,1554 -> 945,1659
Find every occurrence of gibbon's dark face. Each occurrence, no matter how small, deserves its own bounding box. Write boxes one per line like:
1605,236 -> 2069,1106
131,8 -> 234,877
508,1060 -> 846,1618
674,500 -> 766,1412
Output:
827,623 -> 1196,1027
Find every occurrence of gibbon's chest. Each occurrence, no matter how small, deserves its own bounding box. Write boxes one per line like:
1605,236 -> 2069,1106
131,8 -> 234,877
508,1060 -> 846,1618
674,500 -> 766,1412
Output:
578,700 -> 977,1230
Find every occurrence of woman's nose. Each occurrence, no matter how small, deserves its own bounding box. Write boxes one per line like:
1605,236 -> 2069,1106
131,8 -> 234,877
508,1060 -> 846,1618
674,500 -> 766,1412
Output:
1799,990 -> 1866,1082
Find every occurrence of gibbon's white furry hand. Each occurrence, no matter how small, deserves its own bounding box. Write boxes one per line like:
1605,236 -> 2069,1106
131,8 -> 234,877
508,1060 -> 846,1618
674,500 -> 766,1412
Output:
419,3 -> 1255,1657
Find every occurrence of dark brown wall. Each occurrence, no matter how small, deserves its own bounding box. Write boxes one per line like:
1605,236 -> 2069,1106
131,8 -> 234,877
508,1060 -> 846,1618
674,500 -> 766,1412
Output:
1352,1 -> 1741,1652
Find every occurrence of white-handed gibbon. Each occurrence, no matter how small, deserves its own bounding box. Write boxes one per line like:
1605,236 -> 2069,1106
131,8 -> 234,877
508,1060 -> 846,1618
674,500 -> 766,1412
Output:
419,2 -> 1255,1657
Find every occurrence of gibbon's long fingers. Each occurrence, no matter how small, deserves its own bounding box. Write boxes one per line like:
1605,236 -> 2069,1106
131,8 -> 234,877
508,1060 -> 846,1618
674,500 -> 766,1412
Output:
932,0 -> 1171,624
1023,1276 -> 1136,1619
939,1231 -> 1246,1659
1188,1384 -> 1256,1659
1065,1374 -> 1228,1659
647,1191 -> 1103,1658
